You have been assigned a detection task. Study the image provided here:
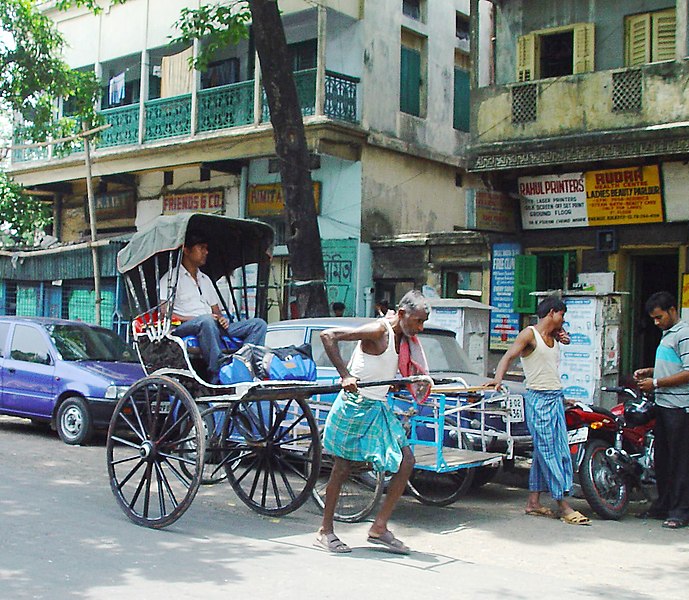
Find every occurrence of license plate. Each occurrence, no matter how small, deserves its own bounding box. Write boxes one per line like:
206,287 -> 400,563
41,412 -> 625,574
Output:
567,426 -> 589,444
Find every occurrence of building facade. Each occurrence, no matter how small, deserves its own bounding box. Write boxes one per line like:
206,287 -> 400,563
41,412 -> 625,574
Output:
7,0 -> 495,326
470,0 -> 689,373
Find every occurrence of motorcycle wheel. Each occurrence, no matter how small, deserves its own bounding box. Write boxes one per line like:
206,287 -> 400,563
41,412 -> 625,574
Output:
579,439 -> 629,520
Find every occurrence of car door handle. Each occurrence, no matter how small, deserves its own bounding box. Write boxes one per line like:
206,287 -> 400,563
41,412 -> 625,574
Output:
8,368 -> 16,373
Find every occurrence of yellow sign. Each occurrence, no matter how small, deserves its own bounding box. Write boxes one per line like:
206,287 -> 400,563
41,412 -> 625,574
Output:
584,166 -> 663,226
163,190 -> 224,214
247,182 -> 321,217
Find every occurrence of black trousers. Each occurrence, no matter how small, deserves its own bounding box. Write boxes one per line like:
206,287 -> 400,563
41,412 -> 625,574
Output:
654,406 -> 689,521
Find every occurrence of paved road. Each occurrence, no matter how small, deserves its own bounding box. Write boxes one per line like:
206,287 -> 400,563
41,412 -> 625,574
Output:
1,415 -> 688,600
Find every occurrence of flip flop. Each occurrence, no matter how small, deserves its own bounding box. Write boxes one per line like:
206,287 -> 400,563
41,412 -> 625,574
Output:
525,507 -> 555,518
367,530 -> 411,555
560,510 -> 591,526
314,531 -> 351,553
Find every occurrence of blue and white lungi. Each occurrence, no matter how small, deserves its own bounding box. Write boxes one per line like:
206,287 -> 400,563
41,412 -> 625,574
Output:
323,390 -> 409,474
524,389 -> 573,500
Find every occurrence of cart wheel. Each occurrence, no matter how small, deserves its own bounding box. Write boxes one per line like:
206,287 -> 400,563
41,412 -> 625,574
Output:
178,404 -> 229,486
106,376 -> 204,528
221,397 -> 321,516
309,449 -> 385,523
407,468 -> 475,507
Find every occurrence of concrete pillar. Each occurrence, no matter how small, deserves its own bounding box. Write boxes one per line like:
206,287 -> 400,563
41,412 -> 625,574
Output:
470,0 -> 480,91
315,5 -> 327,117
190,39 -> 200,136
253,52 -> 262,125
138,0 -> 151,144
677,0 -> 688,59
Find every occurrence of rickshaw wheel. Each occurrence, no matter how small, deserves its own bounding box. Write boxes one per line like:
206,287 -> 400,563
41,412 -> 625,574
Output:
407,468 -> 475,507
106,376 -> 204,528
221,397 -> 321,516
179,404 -> 229,486
308,448 -> 385,523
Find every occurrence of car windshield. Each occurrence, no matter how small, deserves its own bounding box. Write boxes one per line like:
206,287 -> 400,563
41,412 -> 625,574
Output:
47,325 -> 137,362
418,331 -> 476,374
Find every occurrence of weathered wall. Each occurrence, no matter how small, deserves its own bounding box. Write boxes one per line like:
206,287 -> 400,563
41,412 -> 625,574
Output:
493,0 -> 682,85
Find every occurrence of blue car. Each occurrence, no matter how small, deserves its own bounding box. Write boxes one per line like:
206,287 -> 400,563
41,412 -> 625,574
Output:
265,318 -> 530,456
0,317 -> 144,445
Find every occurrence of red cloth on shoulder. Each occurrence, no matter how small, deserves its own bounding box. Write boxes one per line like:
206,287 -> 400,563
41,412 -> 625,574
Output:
398,335 -> 431,402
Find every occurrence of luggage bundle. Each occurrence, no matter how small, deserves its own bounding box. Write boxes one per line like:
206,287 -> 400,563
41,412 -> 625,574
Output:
218,343 -> 317,384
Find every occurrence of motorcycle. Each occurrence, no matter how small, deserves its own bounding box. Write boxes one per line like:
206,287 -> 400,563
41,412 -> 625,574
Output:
565,386 -> 656,520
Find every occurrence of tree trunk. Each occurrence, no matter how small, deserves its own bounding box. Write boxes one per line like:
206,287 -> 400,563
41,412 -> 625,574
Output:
249,0 -> 329,318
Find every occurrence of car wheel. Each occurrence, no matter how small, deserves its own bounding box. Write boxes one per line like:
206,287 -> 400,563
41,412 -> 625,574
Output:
57,397 -> 93,445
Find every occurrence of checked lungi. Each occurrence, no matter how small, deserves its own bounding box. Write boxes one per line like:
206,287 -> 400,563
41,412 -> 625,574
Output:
323,390 -> 409,474
524,389 -> 573,500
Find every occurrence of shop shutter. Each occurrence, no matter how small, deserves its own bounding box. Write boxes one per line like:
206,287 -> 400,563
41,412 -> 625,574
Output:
573,23 -> 595,74
513,255 -> 537,313
400,46 -> 421,115
625,13 -> 651,66
516,33 -> 538,82
453,68 -> 470,131
652,9 -> 676,61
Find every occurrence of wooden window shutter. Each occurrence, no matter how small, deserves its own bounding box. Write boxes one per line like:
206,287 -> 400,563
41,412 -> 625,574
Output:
513,255 -> 537,313
652,9 -> 676,61
453,68 -> 470,131
573,23 -> 595,74
400,46 -> 421,116
516,34 -> 538,82
625,13 -> 651,66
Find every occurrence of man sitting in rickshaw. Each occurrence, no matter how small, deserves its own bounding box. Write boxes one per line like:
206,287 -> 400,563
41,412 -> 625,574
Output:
160,229 -> 267,383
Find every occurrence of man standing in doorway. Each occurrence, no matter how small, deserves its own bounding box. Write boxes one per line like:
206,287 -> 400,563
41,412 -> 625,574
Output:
314,290 -> 430,554
489,294 -> 590,525
634,291 -> 689,529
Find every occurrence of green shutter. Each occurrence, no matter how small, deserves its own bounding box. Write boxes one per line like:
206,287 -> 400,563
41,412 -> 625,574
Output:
513,255 -> 537,313
400,46 -> 421,116
453,68 -> 470,131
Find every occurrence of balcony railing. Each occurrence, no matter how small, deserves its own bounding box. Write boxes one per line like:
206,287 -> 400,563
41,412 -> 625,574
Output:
12,68 -> 360,164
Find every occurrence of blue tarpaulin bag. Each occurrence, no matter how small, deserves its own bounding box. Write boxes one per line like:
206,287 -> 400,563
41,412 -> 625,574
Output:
267,352 -> 317,381
218,353 -> 254,384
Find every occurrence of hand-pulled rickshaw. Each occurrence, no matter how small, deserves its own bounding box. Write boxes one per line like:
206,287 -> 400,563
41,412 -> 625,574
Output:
106,213 -> 513,529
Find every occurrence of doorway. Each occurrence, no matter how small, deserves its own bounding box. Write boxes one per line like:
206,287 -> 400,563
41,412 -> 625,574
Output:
630,252 -> 679,372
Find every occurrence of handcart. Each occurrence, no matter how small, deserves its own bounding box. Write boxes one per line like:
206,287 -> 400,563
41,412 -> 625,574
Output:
308,378 -> 523,522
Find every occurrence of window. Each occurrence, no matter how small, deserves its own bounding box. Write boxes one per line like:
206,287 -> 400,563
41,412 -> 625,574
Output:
453,63 -> 470,131
443,269 -> 482,299
289,39 -> 317,71
456,12 -> 470,49
625,8 -> 676,66
10,325 -> 51,365
400,31 -> 426,117
403,0 -> 421,20
513,252 -> 577,313
0,322 -> 9,357
517,23 -> 594,82
201,58 -> 240,89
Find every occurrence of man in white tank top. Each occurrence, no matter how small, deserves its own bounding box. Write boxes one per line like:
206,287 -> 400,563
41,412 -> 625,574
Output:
314,290 -> 429,554
489,295 -> 590,525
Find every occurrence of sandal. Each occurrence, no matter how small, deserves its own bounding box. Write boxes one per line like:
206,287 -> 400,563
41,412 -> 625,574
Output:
367,530 -> 411,555
314,530 -> 351,553
525,506 -> 556,518
662,518 -> 689,529
560,510 -> 591,526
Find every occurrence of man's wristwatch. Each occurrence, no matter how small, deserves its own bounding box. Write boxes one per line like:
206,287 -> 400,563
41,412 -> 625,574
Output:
653,378 -> 659,389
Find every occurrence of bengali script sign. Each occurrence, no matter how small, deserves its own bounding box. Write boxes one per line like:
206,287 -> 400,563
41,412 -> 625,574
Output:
163,190 -> 224,214
489,243 -> 521,351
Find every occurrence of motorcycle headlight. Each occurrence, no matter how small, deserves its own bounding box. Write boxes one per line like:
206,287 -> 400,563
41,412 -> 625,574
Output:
105,385 -> 130,400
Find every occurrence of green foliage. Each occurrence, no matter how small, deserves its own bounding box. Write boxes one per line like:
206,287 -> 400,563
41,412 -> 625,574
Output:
1,0 -> 100,141
172,1 -> 251,71
0,172 -> 52,246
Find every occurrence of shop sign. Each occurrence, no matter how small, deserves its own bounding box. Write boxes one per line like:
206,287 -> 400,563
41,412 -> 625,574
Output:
682,273 -> 689,322
518,166 -> 663,230
489,243 -> 521,350
247,182 -> 321,217
560,297 -> 599,404
84,190 -> 135,220
466,189 -> 517,233
322,238 -> 357,316
162,190 -> 224,214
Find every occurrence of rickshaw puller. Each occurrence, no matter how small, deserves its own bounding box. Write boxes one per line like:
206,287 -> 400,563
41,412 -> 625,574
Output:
160,230 -> 267,383
315,290 -> 430,554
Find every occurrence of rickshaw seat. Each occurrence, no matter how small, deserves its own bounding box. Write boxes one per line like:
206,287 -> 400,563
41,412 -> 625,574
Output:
181,334 -> 242,356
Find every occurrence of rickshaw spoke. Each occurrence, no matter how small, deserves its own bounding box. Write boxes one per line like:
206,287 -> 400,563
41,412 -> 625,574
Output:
260,456 -> 272,508
266,457 -> 284,506
155,461 -> 180,509
233,453 -> 262,485
128,393 -> 149,440
129,462 -> 152,510
110,435 -> 142,450
158,450 -> 197,467
157,411 -> 195,446
272,455 -> 299,500
274,452 -> 309,483
142,462 -> 153,519
248,455 -> 265,501
160,456 -> 193,489
155,463 -> 167,517
110,452 -> 143,467
116,411 -> 146,442
115,458 -> 146,490
163,432 -> 198,450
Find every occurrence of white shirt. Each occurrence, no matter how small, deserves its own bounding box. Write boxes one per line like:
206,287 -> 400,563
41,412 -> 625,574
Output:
160,265 -> 220,318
